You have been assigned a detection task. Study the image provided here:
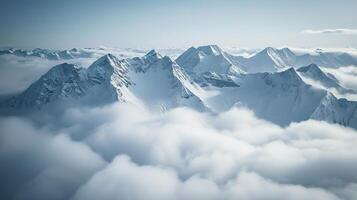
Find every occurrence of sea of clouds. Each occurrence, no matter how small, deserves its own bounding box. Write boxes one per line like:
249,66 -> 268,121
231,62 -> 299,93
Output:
1,53 -> 357,200
1,103 -> 357,200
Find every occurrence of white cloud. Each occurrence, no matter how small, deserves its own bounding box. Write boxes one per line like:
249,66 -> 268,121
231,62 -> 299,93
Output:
72,155 -> 222,200
72,155 -> 340,200
0,117 -> 106,200
1,104 -> 357,200
225,172 -> 340,200
302,29 -> 357,35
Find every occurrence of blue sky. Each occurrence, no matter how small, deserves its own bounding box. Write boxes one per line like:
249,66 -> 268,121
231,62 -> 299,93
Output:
0,0 -> 357,49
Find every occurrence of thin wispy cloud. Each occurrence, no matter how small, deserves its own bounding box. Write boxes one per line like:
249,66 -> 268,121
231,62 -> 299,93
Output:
302,28 -> 357,35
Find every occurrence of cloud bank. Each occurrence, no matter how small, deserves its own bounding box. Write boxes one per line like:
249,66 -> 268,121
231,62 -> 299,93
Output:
302,29 -> 357,35
1,103 -> 357,200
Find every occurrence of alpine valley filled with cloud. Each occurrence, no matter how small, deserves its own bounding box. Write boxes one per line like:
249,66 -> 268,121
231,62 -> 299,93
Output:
1,0 -> 357,200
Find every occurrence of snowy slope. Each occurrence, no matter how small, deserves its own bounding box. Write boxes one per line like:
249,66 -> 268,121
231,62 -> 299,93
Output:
125,50 -> 207,111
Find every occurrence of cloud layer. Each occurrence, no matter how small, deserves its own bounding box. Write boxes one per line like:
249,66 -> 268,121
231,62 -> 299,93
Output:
302,29 -> 357,35
1,103 -> 357,200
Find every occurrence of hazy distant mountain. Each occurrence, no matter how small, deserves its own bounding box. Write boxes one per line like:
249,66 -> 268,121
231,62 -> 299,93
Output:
0,48 -> 93,60
0,47 -> 148,60
177,45 -> 357,74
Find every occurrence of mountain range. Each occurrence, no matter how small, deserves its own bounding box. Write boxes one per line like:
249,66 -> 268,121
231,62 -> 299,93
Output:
1,45 -> 357,129
0,47 -> 147,60
176,45 -> 357,74
0,48 -> 94,60
2,45 -> 357,70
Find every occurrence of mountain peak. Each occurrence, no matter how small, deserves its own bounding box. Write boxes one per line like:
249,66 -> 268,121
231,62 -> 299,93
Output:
196,44 -> 223,56
307,63 -> 319,69
280,67 -> 298,75
260,47 -> 294,56
89,53 -> 119,67
281,47 -> 293,53
175,44 -> 243,76
262,47 -> 276,53
254,47 -> 278,58
143,49 -> 162,63
87,54 -> 130,83
145,49 -> 158,56
45,63 -> 80,78
296,64 -> 350,93
277,67 -> 302,83
102,53 -> 117,62
162,56 -> 175,66
297,63 -> 320,73
144,49 -> 161,58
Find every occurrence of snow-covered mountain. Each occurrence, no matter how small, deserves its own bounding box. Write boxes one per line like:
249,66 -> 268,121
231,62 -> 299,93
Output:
238,47 -> 296,73
5,63 -> 87,109
175,45 -> 244,76
1,47 -> 357,129
197,67 -> 357,128
202,68 -> 321,123
311,93 -> 357,128
176,45 -> 357,75
241,47 -> 357,71
1,52 -> 206,112
124,50 -> 207,111
1,55 -> 133,110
